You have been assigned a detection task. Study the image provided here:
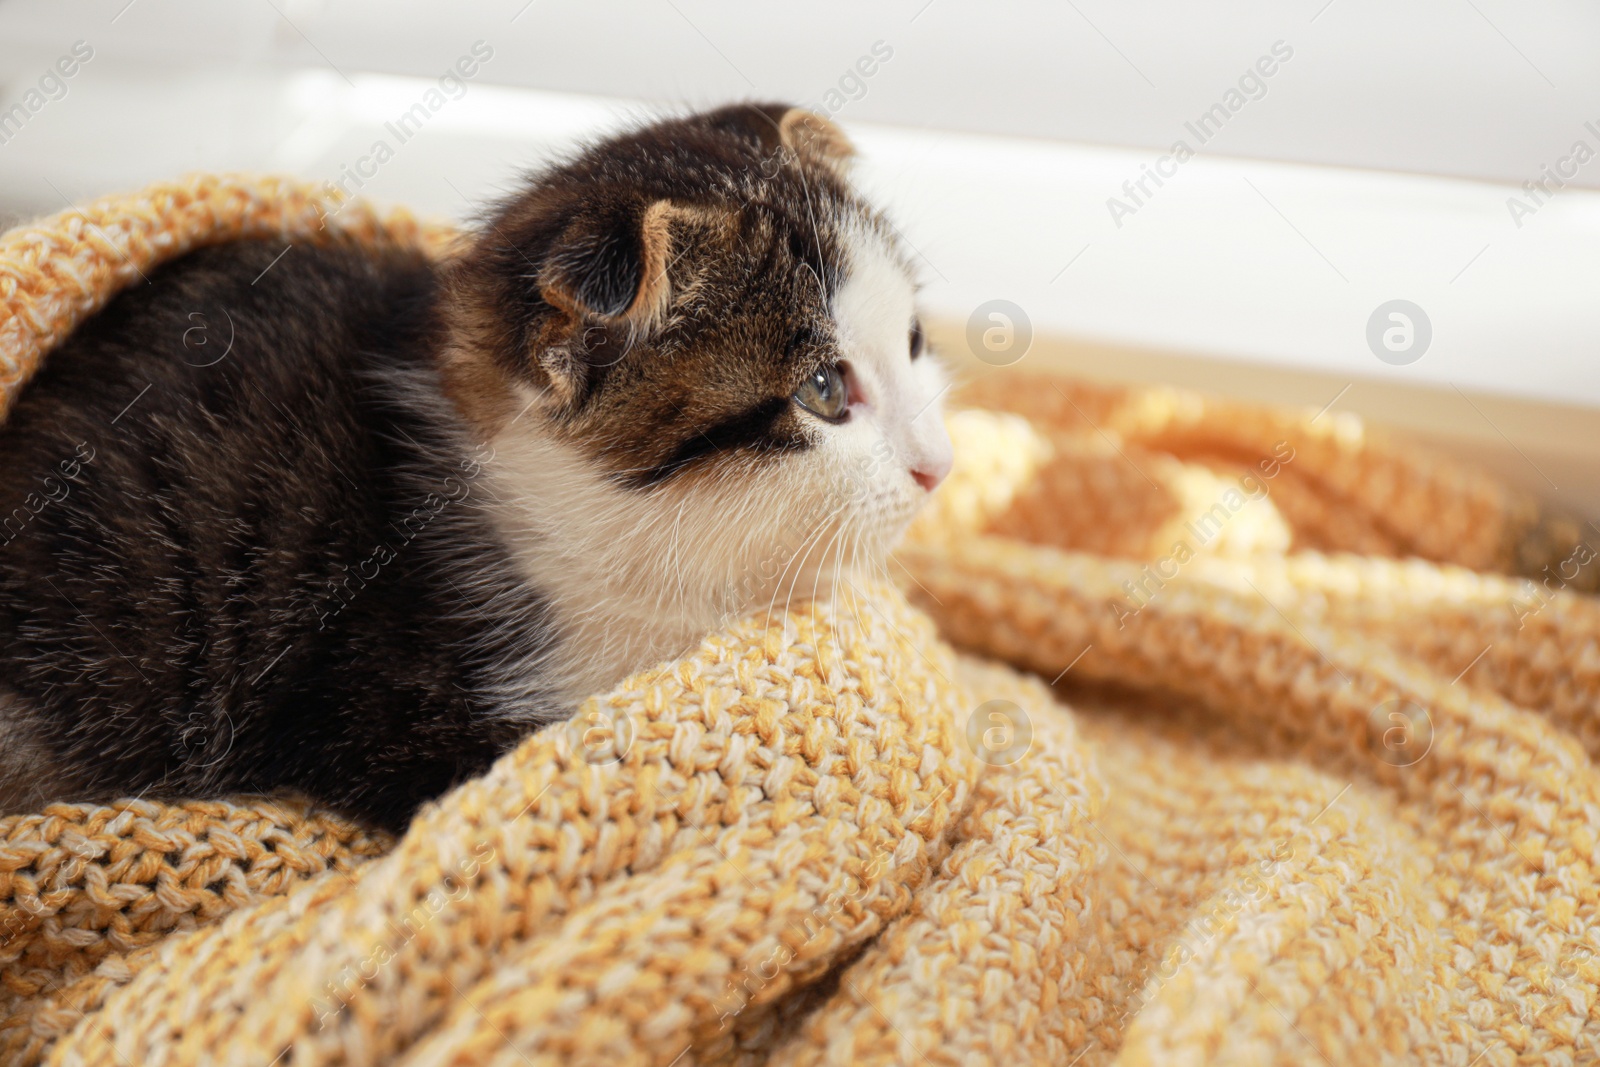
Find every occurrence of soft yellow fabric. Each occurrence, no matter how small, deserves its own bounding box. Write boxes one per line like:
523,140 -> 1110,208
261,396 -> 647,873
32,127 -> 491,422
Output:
2,177 -> 1598,1066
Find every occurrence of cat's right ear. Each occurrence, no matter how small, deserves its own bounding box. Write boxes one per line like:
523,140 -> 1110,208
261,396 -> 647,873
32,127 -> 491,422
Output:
704,103 -> 855,177
774,108 -> 854,174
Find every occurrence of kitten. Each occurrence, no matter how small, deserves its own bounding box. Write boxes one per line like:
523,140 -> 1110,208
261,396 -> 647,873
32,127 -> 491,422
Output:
0,104 -> 952,832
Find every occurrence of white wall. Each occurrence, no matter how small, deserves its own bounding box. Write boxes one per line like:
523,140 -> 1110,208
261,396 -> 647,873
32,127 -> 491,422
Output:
4,0 -> 1597,188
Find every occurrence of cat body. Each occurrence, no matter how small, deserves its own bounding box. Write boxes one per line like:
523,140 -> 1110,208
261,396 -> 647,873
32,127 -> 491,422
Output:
0,104 -> 952,830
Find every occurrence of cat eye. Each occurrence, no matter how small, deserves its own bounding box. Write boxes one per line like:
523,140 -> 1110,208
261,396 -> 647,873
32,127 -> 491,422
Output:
909,319 -> 925,360
794,363 -> 848,421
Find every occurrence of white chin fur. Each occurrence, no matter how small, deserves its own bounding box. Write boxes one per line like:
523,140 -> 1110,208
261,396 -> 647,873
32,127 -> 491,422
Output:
481,227 -> 950,709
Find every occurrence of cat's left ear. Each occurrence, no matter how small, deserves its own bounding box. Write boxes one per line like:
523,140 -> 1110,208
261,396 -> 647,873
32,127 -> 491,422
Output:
539,199 -> 726,331
532,199 -> 724,399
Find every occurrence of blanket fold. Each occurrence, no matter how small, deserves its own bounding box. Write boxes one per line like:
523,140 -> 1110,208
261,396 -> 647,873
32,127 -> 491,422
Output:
1,176 -> 1596,1066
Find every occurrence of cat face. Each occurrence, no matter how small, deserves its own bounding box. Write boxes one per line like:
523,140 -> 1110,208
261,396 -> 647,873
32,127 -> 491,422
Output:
441,103 -> 951,701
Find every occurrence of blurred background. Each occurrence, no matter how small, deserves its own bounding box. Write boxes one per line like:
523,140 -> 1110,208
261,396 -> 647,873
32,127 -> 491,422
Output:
1,0 -> 1597,513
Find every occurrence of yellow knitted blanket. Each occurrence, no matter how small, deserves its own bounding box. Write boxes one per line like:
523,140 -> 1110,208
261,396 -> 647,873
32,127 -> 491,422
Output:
2,177 -> 1598,1066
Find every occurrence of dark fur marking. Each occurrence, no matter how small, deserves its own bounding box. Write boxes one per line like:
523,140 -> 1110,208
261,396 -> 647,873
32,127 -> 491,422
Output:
0,239 -> 562,832
625,396 -> 801,488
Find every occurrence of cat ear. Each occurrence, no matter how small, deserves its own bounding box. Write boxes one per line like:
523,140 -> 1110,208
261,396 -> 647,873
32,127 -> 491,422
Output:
539,198 -> 684,329
701,103 -> 855,176
775,107 -> 854,173
530,199 -> 725,404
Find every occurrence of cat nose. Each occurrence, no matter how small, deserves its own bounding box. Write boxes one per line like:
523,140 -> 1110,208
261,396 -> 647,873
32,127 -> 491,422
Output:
910,454 -> 951,493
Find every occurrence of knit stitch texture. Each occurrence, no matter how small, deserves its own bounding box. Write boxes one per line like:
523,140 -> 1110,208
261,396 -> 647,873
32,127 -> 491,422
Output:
1,176 -> 1597,1066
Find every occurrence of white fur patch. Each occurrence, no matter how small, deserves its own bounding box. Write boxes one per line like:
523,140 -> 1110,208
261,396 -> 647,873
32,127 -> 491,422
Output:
828,224 -> 953,492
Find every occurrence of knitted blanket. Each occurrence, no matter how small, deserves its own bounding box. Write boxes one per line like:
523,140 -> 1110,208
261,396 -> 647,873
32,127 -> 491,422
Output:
2,176 -> 1598,1066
